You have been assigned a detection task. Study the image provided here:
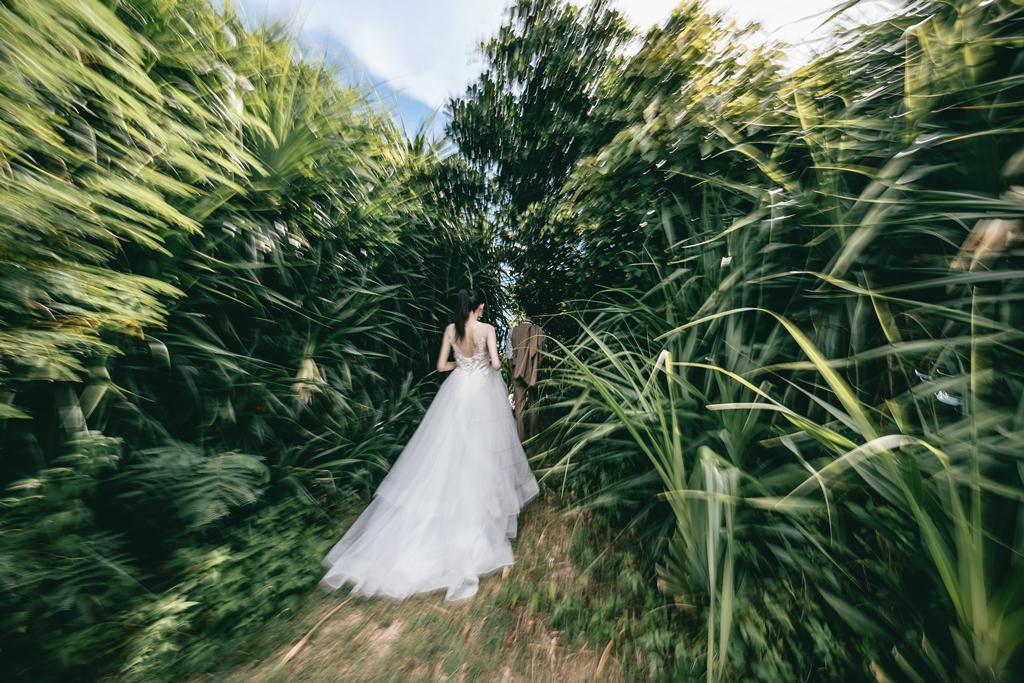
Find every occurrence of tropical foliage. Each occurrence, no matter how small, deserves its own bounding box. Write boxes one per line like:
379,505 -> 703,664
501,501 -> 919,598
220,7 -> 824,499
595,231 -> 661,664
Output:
452,0 -> 1024,680
5,0 -> 1024,680
0,0 -> 496,680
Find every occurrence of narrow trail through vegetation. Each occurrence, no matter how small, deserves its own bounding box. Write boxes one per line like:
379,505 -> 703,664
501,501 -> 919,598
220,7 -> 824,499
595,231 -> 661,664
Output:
6,0 -> 1024,679
195,496 -> 629,683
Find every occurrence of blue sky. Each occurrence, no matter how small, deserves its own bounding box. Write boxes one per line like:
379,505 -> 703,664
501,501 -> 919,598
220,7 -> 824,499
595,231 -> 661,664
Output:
237,0 -> 896,133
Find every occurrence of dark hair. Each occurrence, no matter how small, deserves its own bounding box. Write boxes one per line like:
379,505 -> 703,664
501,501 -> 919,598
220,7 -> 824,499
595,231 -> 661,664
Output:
522,302 -> 541,318
453,288 -> 484,340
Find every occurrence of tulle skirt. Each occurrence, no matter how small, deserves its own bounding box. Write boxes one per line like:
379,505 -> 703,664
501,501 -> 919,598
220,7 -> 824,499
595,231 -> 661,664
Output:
321,365 -> 539,601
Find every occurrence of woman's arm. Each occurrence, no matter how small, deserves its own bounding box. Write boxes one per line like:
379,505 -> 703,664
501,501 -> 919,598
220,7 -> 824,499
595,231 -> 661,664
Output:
486,325 -> 501,371
436,324 -> 456,372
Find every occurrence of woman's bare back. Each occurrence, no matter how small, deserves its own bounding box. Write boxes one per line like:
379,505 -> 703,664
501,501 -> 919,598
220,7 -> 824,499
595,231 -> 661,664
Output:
454,321 -> 490,357
438,321 -> 500,373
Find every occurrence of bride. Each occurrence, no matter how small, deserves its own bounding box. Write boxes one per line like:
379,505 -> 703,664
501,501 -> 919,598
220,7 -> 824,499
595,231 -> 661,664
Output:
321,288 -> 539,601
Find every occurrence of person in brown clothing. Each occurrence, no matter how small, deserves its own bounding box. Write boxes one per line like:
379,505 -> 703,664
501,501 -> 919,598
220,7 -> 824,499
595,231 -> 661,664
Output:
505,306 -> 545,442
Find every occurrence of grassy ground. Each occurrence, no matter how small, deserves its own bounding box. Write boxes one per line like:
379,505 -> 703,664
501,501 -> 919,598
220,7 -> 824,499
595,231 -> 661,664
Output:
189,494 -> 631,683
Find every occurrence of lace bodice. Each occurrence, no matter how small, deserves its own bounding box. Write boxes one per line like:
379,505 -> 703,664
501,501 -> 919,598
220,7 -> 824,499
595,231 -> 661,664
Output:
451,331 -> 491,376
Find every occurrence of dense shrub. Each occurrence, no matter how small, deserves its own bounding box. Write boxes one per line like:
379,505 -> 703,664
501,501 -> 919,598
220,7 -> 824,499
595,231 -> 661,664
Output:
0,0 -> 498,680
453,0 -> 1024,680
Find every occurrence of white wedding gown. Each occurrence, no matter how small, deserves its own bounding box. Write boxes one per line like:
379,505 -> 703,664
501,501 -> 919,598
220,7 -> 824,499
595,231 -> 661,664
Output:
321,332 -> 539,601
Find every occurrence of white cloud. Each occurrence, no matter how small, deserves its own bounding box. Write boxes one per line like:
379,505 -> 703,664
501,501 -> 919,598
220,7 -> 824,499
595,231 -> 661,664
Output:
614,0 -> 896,48
243,0 -> 897,110
243,0 -> 507,109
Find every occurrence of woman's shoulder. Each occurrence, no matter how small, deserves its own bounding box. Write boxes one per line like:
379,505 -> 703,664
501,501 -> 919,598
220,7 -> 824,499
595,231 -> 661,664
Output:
465,321 -> 493,341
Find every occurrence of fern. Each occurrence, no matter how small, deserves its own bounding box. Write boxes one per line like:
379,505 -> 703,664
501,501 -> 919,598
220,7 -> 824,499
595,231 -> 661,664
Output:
0,433 -> 138,679
122,443 -> 268,529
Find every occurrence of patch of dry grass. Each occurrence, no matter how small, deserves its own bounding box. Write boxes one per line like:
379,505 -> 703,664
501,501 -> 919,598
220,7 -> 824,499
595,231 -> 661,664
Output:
190,495 -> 627,683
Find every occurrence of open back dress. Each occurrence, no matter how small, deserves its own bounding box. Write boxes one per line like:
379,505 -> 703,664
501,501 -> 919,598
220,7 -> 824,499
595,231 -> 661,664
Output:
321,330 -> 539,601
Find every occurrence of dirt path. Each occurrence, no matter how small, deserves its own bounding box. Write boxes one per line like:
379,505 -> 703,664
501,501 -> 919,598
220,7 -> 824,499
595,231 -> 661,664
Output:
197,496 -> 625,683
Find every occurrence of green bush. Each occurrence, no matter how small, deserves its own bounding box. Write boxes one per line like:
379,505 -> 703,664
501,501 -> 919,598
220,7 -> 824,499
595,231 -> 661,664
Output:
0,0 -> 499,680
455,0 -> 1024,680
0,433 -> 136,680
120,494 -> 346,680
